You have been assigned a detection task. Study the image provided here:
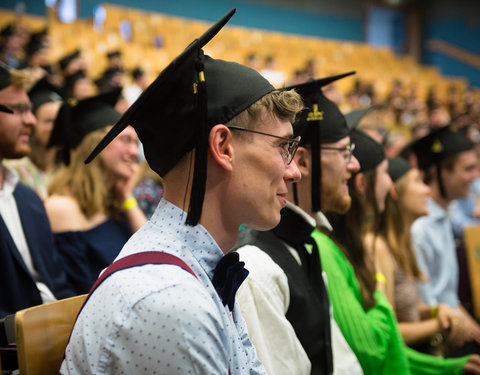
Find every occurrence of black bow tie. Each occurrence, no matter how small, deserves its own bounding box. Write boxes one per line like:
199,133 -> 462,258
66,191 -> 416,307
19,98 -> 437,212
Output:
212,251 -> 249,311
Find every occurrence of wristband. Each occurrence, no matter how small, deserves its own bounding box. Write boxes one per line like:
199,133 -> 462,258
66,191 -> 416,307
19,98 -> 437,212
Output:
375,273 -> 387,284
121,197 -> 138,211
430,305 -> 438,318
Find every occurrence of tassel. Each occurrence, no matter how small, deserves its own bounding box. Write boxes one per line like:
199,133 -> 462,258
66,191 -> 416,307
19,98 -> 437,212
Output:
186,50 -> 208,226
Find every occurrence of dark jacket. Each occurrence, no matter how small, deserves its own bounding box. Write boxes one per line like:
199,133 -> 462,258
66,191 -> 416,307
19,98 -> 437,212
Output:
0,183 -> 75,318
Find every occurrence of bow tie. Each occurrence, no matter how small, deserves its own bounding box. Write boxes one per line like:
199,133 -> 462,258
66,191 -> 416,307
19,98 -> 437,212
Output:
212,251 -> 249,311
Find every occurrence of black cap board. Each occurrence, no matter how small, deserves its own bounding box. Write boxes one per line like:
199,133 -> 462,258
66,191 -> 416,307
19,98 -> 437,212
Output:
0,62 -> 11,91
85,9 -> 275,226
410,126 -> 473,198
345,107 -> 375,131
58,49 -> 81,71
48,88 -> 122,165
0,63 -> 17,113
28,76 -> 65,113
346,106 -> 385,173
411,126 -> 473,170
285,71 -> 355,212
350,128 -> 385,173
388,157 -> 412,182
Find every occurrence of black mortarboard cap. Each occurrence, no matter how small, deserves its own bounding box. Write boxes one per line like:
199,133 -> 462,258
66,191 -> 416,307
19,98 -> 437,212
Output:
85,9 -> 275,226
28,76 -> 65,113
107,50 -> 122,59
63,70 -> 88,96
49,88 -> 122,165
0,24 -> 15,38
285,71 -> 355,212
95,67 -> 123,92
25,28 -> 48,57
345,107 -> 375,130
350,128 -> 385,173
411,126 -> 473,171
131,67 -> 145,79
388,157 -> 412,182
0,63 -> 13,113
0,62 -> 12,91
58,49 -> 81,71
347,106 -> 385,173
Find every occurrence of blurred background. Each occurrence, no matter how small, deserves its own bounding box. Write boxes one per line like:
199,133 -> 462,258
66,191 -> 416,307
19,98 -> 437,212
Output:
1,0 -> 479,142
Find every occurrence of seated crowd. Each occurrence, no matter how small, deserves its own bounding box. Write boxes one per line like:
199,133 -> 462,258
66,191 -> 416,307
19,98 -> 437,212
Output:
1,12 -> 480,375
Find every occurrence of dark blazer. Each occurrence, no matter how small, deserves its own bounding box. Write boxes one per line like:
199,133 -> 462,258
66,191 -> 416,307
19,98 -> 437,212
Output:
0,182 -> 75,318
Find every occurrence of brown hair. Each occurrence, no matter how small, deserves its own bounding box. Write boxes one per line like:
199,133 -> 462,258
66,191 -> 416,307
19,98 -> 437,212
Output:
379,172 -> 425,280
328,169 -> 378,310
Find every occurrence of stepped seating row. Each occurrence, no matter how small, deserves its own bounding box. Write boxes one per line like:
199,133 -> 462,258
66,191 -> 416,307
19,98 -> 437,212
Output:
0,5 -> 470,101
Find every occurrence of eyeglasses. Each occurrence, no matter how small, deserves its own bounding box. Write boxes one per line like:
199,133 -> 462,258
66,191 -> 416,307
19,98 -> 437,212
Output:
1,102 -> 33,121
228,125 -> 301,165
320,143 -> 355,164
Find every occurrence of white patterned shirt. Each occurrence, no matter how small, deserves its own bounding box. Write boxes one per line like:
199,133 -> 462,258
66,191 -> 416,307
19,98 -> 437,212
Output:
61,198 -> 266,374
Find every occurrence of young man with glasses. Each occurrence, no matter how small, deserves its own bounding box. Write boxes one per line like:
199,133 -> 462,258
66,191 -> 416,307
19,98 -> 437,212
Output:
0,63 -> 75,324
61,10 -> 303,374
234,73 -> 363,375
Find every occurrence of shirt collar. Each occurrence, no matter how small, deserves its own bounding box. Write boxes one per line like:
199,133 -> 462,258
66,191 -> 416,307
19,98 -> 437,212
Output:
315,211 -> 333,232
286,201 -> 316,227
427,198 -> 448,220
0,164 -> 19,195
150,198 -> 224,280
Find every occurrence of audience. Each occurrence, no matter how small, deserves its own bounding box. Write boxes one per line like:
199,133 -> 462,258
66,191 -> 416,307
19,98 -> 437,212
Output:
326,127 -> 480,373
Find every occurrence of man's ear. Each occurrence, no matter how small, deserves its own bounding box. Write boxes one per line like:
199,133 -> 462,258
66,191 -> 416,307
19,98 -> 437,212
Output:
353,173 -> 366,195
293,147 -> 311,177
208,124 -> 234,171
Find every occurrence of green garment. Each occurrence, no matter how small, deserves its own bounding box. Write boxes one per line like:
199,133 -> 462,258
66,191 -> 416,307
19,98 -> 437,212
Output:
312,229 -> 469,375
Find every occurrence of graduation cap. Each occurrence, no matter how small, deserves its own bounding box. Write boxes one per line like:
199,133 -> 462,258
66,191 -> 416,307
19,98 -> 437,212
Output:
0,62 -> 12,91
63,70 -> 89,97
410,126 -> 473,198
346,106 -> 385,173
107,50 -> 122,59
349,129 -> 385,173
95,67 -> 123,92
0,24 -> 15,38
28,76 -> 65,113
411,126 -> 473,170
48,88 -> 122,165
25,28 -> 48,57
345,107 -> 375,131
285,71 -> 355,212
58,49 -> 81,71
0,63 -> 14,113
387,157 -> 411,183
85,9 -> 275,226
131,67 -> 145,80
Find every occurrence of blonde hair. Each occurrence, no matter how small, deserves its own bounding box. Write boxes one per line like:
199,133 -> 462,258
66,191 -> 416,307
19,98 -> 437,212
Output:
381,172 -> 425,280
227,89 -> 303,131
48,127 -> 119,218
8,68 -> 31,90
